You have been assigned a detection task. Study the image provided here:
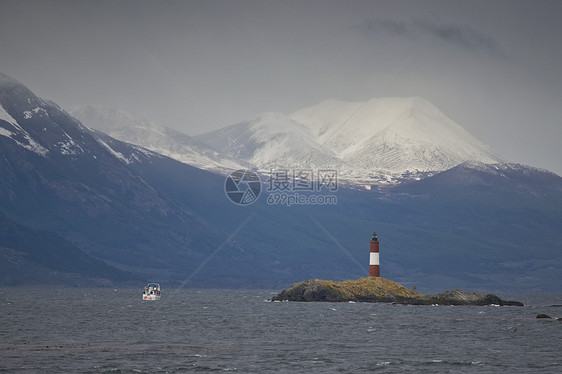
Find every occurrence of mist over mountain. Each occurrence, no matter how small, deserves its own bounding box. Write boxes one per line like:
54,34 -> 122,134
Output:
71,104 -> 251,174
73,96 -> 502,187
290,97 -> 501,170
198,111 -> 348,170
197,96 -> 502,185
1,72 -> 560,292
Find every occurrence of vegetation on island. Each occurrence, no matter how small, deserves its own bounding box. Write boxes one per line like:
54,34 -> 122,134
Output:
272,277 -> 523,306
272,277 -> 422,303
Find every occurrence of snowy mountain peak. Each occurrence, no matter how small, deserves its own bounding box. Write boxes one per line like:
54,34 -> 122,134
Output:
191,96 -> 505,185
0,72 -> 27,89
198,111 -> 342,169
244,112 -> 306,144
71,105 -> 252,173
290,97 -> 419,144
0,73 -> 159,163
0,73 -> 61,156
288,96 -> 502,172
65,93 -> 504,186
71,105 -> 154,132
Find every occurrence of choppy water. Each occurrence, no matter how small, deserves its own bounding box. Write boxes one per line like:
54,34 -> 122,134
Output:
1,288 -> 561,373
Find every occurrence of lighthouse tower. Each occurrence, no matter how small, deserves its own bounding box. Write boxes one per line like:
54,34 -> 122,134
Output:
369,232 -> 380,277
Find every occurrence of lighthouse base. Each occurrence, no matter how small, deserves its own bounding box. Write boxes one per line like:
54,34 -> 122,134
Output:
369,264 -> 380,277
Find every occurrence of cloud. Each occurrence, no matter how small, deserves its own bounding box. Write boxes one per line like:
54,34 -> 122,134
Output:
358,18 -> 499,55
415,19 -> 497,52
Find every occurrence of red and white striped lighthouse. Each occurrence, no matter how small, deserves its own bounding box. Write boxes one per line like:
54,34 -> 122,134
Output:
369,232 -> 380,277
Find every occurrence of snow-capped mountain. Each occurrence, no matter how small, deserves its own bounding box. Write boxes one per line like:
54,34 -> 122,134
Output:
0,72 -> 225,283
196,96 -> 502,185
196,111 -> 350,170
291,97 -> 501,171
71,105 -> 251,174
70,96 -> 502,187
0,73 -> 159,166
1,72 -> 561,290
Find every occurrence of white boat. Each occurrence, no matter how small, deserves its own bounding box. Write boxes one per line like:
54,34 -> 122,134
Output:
142,283 -> 161,300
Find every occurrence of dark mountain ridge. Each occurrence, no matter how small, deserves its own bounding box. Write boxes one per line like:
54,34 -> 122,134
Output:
1,72 -> 560,292
0,211 -> 135,286
0,73 -> 223,284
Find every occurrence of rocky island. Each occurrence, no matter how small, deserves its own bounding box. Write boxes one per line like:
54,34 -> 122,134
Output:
271,277 -> 523,306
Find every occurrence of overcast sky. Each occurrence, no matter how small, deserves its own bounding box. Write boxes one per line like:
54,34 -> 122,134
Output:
1,0 -> 561,174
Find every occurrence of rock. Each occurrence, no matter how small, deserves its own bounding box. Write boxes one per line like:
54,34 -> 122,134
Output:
272,278 -> 524,306
433,289 -> 499,305
271,277 -> 422,303
536,314 -> 552,319
499,299 -> 525,306
399,289 -> 523,306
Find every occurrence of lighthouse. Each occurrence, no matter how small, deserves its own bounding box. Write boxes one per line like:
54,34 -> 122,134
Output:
369,232 -> 380,277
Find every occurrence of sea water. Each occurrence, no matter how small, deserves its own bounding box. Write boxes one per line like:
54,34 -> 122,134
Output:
1,288 -> 561,373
